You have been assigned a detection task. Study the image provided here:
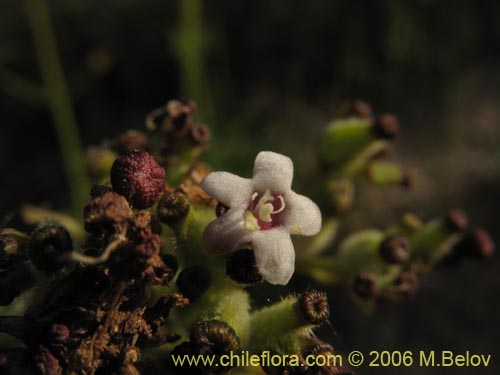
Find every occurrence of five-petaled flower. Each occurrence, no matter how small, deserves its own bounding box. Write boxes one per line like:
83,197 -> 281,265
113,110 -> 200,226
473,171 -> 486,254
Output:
201,151 -> 322,285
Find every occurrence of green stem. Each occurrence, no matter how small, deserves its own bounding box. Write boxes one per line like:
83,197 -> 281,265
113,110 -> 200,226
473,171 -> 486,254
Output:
24,0 -> 90,217
174,0 -> 214,124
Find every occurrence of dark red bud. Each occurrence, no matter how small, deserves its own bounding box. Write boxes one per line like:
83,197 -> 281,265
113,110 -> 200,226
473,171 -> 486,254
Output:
111,150 -> 166,209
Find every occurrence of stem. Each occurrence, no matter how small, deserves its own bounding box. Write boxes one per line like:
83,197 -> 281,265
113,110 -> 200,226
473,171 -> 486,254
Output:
24,0 -> 90,217
174,0 -> 214,124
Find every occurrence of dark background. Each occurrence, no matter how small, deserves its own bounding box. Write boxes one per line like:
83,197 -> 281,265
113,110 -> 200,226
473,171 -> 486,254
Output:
1,1 -> 499,374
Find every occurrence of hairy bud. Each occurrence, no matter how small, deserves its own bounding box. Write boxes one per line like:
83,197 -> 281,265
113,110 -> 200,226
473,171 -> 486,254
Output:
111,150 -> 166,209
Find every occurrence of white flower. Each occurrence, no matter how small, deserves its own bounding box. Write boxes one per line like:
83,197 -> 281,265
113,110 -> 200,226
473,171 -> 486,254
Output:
201,151 -> 322,285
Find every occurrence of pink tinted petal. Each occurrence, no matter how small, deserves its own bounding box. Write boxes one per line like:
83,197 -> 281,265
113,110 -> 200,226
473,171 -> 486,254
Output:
252,151 -> 294,193
249,228 -> 295,285
202,207 -> 248,255
283,191 -> 322,236
201,172 -> 253,207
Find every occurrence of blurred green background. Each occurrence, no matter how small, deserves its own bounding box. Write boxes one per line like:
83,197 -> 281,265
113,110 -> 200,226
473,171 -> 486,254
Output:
1,1 -> 499,374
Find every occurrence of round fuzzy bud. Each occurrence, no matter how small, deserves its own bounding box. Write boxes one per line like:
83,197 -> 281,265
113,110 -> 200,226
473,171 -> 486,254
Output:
226,249 -> 262,284
444,209 -> 468,233
28,224 -> 73,272
176,266 -> 212,300
373,114 -> 399,140
353,273 -> 377,299
189,123 -> 211,145
111,150 -> 166,209
157,191 -> 190,225
215,202 -> 229,217
379,235 -> 411,264
295,289 -> 330,325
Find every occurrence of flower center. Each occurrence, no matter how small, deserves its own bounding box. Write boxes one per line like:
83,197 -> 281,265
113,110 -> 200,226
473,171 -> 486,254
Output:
244,189 -> 285,231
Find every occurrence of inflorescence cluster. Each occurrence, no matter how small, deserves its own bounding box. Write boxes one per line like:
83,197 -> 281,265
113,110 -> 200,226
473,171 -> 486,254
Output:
0,99 -> 494,375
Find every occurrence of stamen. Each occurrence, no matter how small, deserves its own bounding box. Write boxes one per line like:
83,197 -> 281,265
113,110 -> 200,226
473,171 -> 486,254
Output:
273,195 -> 285,214
254,190 -> 286,223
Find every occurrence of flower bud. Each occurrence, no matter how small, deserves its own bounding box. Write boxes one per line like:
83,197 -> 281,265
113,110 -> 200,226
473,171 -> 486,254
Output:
379,235 -> 411,264
111,150 -> 166,209
176,266 -> 212,300
295,289 -> 330,325
157,191 -> 190,225
28,224 -> 73,272
226,249 -> 263,284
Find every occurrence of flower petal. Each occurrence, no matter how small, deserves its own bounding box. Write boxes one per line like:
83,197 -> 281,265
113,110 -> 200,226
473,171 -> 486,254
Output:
201,171 -> 253,207
250,228 -> 295,285
283,191 -> 322,236
202,207 -> 248,255
252,151 -> 294,193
